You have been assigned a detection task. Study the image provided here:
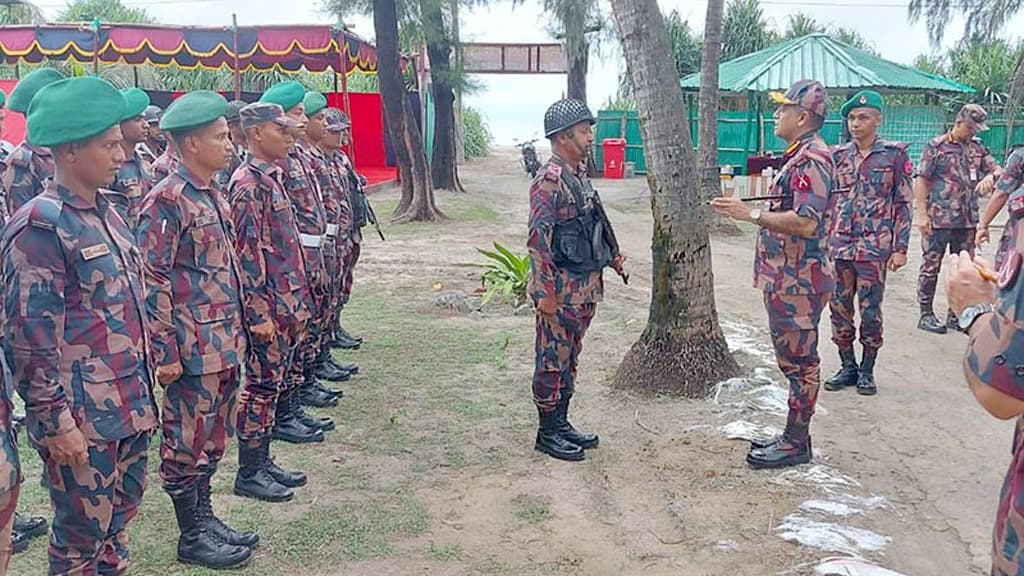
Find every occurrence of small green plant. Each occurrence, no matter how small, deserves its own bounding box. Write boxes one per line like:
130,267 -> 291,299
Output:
463,106 -> 492,158
476,242 -> 530,307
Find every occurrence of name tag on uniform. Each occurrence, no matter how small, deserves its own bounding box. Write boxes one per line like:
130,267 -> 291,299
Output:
81,244 -> 111,260
970,167 -> 978,181
194,214 -> 217,227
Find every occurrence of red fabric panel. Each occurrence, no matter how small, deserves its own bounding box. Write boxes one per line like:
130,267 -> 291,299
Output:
255,27 -> 333,53
108,27 -> 185,53
0,79 -> 26,145
326,91 -> 387,169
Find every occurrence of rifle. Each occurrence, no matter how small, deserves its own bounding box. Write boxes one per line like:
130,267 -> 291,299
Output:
592,195 -> 629,285
348,169 -> 385,241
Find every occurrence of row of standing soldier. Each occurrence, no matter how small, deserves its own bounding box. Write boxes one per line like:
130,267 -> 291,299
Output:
0,70 -> 374,574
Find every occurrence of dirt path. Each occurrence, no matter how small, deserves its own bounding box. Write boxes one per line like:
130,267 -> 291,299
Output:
10,147 -> 1003,575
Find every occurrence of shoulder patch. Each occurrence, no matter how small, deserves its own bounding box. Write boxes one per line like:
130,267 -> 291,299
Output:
542,162 -> 562,183
27,195 -> 61,232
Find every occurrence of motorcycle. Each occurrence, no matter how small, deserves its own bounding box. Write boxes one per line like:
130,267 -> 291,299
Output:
515,137 -> 542,179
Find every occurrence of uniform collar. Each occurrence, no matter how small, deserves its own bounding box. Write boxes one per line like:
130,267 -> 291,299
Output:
51,179 -> 98,210
249,156 -> 282,178
25,141 -> 51,157
174,163 -> 213,191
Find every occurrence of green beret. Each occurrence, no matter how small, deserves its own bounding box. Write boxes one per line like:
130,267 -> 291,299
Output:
841,90 -> 884,117
304,92 -> 328,117
259,81 -> 305,112
9,68 -> 64,114
160,91 -> 228,132
27,77 -> 126,147
120,88 -> 150,121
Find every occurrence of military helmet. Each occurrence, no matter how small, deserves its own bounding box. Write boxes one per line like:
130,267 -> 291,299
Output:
544,98 -> 595,138
142,104 -> 162,125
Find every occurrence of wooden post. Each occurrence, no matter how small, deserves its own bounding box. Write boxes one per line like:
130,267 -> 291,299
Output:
337,27 -> 355,166
232,14 -> 241,101
743,90 -> 754,171
91,20 -> 100,75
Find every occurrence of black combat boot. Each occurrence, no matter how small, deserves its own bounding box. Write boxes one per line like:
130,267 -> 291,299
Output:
172,485 -> 252,569
747,423 -> 812,470
11,414 -> 24,436
555,394 -> 598,449
299,371 -> 340,408
327,353 -> 359,375
262,441 -> 307,488
11,529 -> 28,554
947,310 -> 965,333
313,346 -> 349,382
290,392 -> 335,432
918,310 -> 947,334
857,348 -> 878,396
824,347 -> 859,391
197,475 -> 259,548
535,408 -> 585,461
272,391 -> 325,444
12,513 -> 47,541
233,439 -> 294,503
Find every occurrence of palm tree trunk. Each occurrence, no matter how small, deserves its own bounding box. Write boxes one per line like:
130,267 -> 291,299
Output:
610,0 -> 739,395
424,0 -> 464,192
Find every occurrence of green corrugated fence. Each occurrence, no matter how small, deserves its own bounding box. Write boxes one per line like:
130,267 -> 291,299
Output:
596,106 -> 1024,176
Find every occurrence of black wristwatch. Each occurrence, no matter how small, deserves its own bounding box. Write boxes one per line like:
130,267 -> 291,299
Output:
958,303 -> 996,331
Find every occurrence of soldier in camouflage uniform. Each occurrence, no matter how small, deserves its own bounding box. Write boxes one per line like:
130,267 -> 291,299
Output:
107,88 -> 153,230
944,182 -> 1024,575
0,90 -> 12,162
229,102 -> 312,503
713,79 -> 835,469
260,82 -> 339,428
137,104 -> 166,166
0,363 -> 18,572
528,99 -> 625,462
149,145 -> 180,188
221,99 -> 248,190
916,103 -> 1002,334
136,91 -> 256,569
978,147 -> 1024,271
1,68 -> 64,216
824,91 -> 913,396
1,76 -> 158,575
330,115 -> 365,351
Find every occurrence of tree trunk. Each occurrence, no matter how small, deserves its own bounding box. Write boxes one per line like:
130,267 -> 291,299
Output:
609,0 -> 739,395
452,0 -> 466,165
697,0 -> 741,237
375,0 -> 440,222
424,0 -> 463,192
567,44 -> 588,101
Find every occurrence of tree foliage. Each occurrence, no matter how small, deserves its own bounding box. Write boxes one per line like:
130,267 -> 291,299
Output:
721,0 -> 775,61
58,0 -> 155,23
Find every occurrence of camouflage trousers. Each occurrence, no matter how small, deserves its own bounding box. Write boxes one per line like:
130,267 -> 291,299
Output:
160,369 -> 240,497
39,430 -> 151,576
322,235 -> 343,344
918,227 -> 975,314
238,328 -> 299,443
992,429 -> 1024,576
765,292 -> 828,431
532,304 -> 596,412
290,264 -> 330,389
0,481 -> 18,574
829,259 -> 887,351
341,241 -> 361,304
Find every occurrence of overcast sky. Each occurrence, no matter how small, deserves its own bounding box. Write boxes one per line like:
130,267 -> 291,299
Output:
37,0 -> 1024,144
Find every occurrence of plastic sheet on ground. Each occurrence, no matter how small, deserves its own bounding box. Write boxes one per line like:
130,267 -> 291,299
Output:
813,557 -> 908,576
776,514 -> 890,555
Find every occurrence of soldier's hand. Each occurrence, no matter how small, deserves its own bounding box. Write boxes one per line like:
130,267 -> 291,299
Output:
536,295 -> 558,316
887,252 -> 908,272
156,363 -> 183,387
48,427 -> 88,467
710,197 -> 753,222
946,251 -> 997,316
612,254 -> 627,275
918,217 -> 931,236
976,226 -> 991,246
251,321 -> 275,343
976,174 -> 996,197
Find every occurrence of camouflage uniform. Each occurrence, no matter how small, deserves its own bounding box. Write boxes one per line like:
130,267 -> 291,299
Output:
916,133 -> 998,315
528,156 -> 604,411
327,150 -> 355,320
995,149 -> 1024,271
313,145 -> 345,344
829,139 -> 913,351
281,143 -> 328,392
754,132 -> 835,437
335,149 -> 362,306
136,165 -> 246,497
149,149 -> 180,189
229,157 -> 310,444
1,181 -> 158,574
1,142 -> 54,216
107,149 -> 153,231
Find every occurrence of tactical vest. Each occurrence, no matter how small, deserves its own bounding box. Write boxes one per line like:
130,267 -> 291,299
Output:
551,170 -> 612,274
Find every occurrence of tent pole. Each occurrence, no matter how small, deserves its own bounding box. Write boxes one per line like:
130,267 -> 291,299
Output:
743,90 -> 754,172
91,20 -> 100,75
338,27 -> 355,166
232,14 -> 241,100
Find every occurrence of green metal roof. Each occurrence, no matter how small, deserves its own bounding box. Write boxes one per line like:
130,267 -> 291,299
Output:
680,33 -> 974,94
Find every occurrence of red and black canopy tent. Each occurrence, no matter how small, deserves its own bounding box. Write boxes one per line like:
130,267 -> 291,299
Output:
0,22 -> 399,185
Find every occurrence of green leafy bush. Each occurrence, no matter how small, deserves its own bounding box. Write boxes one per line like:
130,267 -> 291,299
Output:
463,106 -> 492,158
476,242 -> 529,306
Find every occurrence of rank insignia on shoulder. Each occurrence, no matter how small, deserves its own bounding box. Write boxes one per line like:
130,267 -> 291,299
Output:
81,244 -> 111,261
998,251 -> 1022,290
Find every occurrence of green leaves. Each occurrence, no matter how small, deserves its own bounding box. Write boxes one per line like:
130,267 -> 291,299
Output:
476,242 -> 530,307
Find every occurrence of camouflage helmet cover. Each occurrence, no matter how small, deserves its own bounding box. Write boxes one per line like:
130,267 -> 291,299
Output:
142,104 -> 162,124
544,98 -> 595,138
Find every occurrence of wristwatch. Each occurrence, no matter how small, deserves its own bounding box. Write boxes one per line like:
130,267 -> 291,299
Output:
750,208 -> 763,226
958,303 -> 996,331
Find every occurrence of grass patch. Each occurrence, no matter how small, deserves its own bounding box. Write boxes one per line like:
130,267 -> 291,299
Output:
511,494 -> 552,526
428,541 -> 463,561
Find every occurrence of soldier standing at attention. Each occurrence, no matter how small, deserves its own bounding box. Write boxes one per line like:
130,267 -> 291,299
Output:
1,68 -> 64,215
823,91 -> 913,396
259,82 -> 338,426
149,138 -> 180,188
712,79 -> 835,469
329,112 -> 364,351
107,88 -> 153,230
224,100 -> 248,186
528,99 -> 625,462
136,91 -> 256,569
916,103 -> 1001,334
137,104 -> 166,166
1,76 -> 158,575
228,102 -> 311,503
